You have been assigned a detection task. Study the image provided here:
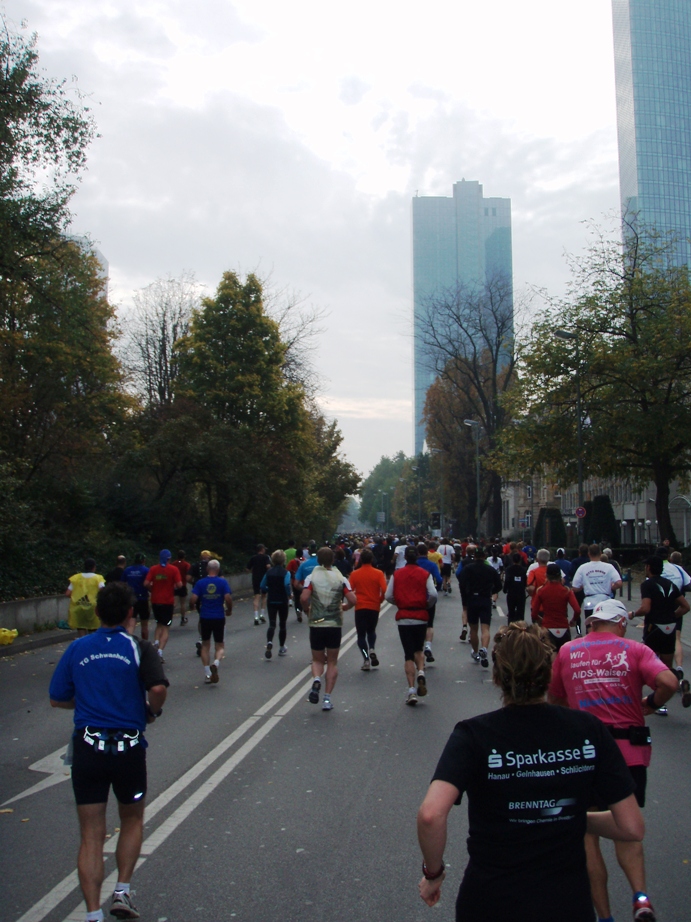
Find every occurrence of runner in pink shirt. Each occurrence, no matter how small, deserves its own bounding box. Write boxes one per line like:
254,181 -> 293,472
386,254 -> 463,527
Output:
549,599 -> 677,922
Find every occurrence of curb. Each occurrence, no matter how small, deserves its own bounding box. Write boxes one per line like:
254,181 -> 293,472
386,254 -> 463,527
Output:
0,629 -> 78,658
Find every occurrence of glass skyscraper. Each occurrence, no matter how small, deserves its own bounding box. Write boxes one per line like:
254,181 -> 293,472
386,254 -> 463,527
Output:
412,180 -> 513,455
612,0 -> 691,264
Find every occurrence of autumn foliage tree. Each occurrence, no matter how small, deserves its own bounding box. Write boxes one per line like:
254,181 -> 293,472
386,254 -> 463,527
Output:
419,274 -> 517,535
496,219 -> 691,545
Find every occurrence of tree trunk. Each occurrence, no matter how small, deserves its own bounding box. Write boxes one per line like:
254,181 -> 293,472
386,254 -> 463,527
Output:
653,468 -> 679,546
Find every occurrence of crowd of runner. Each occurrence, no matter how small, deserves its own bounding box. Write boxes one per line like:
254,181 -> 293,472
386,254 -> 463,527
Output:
54,533 -> 691,922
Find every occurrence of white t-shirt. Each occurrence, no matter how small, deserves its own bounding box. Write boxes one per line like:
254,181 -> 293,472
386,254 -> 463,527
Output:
572,560 -> 620,598
662,561 -> 691,591
394,544 -> 408,569
438,543 -> 455,566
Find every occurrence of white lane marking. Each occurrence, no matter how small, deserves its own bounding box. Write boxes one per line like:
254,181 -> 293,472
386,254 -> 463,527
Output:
2,747 -> 70,807
18,603 -> 391,922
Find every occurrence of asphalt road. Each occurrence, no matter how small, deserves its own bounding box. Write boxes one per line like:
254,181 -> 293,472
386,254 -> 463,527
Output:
1,590 -> 690,922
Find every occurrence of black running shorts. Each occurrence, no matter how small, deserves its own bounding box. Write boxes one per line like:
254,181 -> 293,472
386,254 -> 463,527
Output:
199,618 -> 225,643
427,602 -> 437,628
133,600 -> 150,621
152,603 -> 174,626
71,732 -> 147,805
398,623 -> 427,661
595,764 -> 646,810
466,598 -> 492,626
441,564 -> 452,577
174,586 -> 188,598
309,626 -> 342,650
644,622 -> 676,656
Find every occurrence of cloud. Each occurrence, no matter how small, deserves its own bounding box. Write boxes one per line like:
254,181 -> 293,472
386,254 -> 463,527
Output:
14,0 -> 623,478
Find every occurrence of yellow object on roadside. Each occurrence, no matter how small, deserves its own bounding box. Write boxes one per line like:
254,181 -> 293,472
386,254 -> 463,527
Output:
0,628 -> 18,645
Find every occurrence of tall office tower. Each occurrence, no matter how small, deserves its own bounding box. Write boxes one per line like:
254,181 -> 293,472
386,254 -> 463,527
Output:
412,179 -> 513,455
612,0 -> 691,264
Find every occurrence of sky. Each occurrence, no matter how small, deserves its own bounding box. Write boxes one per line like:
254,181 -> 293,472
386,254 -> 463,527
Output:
7,0 -> 622,478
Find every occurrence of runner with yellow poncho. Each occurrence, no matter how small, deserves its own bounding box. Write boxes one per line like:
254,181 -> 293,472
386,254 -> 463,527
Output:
66,558 -> 105,634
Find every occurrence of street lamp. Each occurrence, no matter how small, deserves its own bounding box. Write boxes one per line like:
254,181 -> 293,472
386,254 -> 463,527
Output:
555,328 -> 584,542
399,477 -> 407,532
464,419 -> 481,537
377,489 -> 388,530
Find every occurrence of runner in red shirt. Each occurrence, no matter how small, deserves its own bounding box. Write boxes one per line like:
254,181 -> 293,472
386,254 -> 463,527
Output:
144,549 -> 182,662
531,564 -> 580,650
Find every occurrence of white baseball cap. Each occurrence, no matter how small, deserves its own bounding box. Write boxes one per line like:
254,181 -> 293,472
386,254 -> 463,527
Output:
586,598 -> 629,625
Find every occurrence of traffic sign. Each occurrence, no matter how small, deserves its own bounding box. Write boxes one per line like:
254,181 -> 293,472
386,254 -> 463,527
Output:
575,506 -> 587,518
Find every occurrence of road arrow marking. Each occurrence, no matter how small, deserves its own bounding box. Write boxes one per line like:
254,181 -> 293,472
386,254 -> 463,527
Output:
2,746 -> 70,807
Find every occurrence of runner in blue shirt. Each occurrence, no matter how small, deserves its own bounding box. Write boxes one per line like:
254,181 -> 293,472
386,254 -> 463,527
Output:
123,553 -> 150,639
190,559 -> 232,685
49,581 -> 168,922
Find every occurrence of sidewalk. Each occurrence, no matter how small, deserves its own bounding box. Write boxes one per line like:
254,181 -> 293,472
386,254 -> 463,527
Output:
0,627 -> 78,658
0,586 -> 257,657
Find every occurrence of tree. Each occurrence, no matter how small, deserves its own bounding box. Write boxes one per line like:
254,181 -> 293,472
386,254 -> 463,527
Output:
358,453 -> 408,529
533,508 -> 567,548
124,273 -> 201,410
0,239 -> 126,491
0,18 -> 95,299
496,219 -> 691,544
418,274 -> 517,534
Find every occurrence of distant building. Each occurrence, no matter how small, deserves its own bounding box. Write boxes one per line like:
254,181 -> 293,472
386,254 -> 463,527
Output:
612,0 -> 691,264
412,180 -> 513,455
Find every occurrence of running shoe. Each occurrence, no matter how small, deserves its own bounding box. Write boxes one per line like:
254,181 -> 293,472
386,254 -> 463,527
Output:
470,650 -> 480,663
297,613 -> 303,622
673,666 -> 684,683
278,646 -> 288,656
655,706 -> 668,716
110,890 -> 140,919
210,664 -> 219,684
417,673 -> 427,696
265,642 -> 273,659
361,659 -> 371,671
406,691 -> 418,706
180,616 -> 188,625
479,647 -> 489,668
322,697 -> 333,711
204,675 -> 212,684
260,614 -> 267,623
424,647 -> 435,663
195,641 -> 202,657
369,651 -> 379,667
254,616 -> 260,626
681,678 -> 691,708
308,680 -> 321,704
633,893 -> 656,921
459,627 -> 468,643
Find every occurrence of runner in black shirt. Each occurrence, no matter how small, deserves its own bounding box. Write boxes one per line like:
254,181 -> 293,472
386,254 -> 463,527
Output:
503,552 -> 528,623
247,544 -> 271,625
633,555 -> 689,674
416,623 -> 642,922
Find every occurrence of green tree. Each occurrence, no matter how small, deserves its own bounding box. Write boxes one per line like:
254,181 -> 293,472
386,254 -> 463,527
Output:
497,220 -> 691,545
0,19 -> 95,298
359,453 -> 408,529
0,240 -> 126,493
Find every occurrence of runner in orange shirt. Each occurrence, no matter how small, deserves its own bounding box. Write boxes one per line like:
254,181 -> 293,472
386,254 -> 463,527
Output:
349,548 -> 388,670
